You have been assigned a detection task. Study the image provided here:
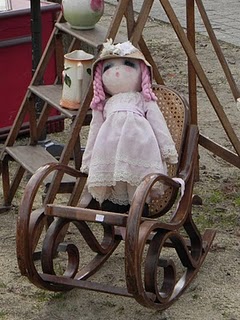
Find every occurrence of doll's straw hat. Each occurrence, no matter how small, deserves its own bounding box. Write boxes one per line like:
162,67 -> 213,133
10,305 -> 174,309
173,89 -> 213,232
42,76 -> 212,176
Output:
92,39 -> 153,76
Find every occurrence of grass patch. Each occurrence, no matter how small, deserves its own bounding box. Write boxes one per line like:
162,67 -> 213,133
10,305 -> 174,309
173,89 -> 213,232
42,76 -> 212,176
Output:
33,291 -> 66,302
0,311 -> 7,319
0,281 -> 7,289
193,183 -> 239,231
208,190 -> 224,204
234,196 -> 240,207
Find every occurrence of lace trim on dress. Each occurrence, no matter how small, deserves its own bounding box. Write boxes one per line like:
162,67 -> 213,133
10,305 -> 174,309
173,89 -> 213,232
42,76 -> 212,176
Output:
88,172 -> 142,187
108,194 -> 130,206
87,184 -> 131,205
89,181 -> 167,206
90,155 -> 163,169
91,193 -> 130,206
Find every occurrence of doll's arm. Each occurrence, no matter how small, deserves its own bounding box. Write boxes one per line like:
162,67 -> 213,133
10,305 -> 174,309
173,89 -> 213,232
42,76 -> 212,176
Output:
81,109 -> 104,173
145,100 -> 178,164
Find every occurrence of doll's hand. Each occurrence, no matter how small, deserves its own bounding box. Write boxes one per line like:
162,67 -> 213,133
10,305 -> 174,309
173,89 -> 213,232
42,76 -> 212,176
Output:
162,146 -> 178,164
166,154 -> 178,164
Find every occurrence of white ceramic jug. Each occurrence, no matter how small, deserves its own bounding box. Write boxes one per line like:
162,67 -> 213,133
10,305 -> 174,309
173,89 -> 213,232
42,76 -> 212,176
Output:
60,50 -> 94,110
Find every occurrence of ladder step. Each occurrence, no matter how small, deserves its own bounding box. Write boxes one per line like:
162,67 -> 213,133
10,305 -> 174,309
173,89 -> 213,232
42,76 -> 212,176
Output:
29,85 -> 76,119
56,23 -> 111,50
6,145 -> 76,186
55,22 -> 126,50
29,85 -> 93,124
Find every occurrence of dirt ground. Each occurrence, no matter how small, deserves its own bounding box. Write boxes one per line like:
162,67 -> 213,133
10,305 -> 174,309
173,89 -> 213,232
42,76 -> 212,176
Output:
0,3 -> 240,320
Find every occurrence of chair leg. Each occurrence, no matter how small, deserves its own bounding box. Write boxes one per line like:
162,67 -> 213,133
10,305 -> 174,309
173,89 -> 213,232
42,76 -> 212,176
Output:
124,210 -> 216,310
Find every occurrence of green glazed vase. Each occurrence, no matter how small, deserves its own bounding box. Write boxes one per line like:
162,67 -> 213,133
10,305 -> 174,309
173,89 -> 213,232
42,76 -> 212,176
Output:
62,0 -> 104,30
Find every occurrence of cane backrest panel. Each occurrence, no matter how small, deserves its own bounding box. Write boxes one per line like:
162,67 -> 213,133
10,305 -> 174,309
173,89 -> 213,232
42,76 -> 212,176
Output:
149,85 -> 189,216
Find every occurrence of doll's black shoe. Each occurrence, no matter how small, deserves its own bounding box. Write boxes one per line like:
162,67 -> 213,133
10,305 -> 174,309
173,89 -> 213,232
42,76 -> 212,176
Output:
101,200 -> 130,213
101,200 -> 149,216
142,203 -> 149,217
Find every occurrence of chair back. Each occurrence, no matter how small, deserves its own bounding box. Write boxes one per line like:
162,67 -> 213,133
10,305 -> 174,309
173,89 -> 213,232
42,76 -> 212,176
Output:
149,85 -> 189,216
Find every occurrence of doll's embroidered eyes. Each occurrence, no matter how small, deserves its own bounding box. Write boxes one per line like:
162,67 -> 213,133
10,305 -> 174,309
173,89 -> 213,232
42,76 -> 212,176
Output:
102,59 -> 137,73
124,59 -> 137,68
103,63 -> 113,73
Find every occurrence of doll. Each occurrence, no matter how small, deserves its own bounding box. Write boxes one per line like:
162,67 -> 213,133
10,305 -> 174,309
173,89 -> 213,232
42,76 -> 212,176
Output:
80,40 -> 178,215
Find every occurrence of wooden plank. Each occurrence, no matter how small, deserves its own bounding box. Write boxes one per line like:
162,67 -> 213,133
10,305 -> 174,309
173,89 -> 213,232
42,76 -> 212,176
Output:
29,85 -> 93,125
55,23 -> 125,49
6,145 -> 76,184
6,145 -> 57,172
56,23 -> 106,49
199,134 -> 240,168
46,204 -> 128,226
41,273 -> 132,297
29,85 -> 76,119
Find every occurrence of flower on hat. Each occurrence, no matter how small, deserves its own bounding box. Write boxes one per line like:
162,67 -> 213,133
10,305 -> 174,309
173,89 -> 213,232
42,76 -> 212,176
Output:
100,39 -> 139,57
113,41 -> 138,55
100,39 -> 116,56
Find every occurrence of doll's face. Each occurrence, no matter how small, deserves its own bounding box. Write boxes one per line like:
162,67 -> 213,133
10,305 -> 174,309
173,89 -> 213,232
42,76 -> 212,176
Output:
102,58 -> 142,96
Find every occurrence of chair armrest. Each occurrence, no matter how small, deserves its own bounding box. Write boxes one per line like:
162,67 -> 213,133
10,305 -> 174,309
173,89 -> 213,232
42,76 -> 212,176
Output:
19,163 -> 86,216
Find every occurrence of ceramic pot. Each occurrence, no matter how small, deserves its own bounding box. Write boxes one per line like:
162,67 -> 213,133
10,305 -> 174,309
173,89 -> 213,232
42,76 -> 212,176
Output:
60,50 -> 94,110
62,0 -> 104,30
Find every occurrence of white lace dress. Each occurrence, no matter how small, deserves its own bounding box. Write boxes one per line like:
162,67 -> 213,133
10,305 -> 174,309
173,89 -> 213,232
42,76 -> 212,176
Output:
81,92 -> 178,205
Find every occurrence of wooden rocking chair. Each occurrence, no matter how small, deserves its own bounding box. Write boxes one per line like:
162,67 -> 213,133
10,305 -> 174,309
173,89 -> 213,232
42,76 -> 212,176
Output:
16,85 -> 216,310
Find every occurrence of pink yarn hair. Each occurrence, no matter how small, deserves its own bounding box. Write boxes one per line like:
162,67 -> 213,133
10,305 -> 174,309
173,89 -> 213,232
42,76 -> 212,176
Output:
90,61 -> 106,110
90,59 -> 157,110
140,61 -> 157,102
